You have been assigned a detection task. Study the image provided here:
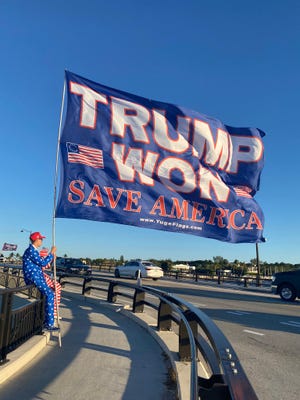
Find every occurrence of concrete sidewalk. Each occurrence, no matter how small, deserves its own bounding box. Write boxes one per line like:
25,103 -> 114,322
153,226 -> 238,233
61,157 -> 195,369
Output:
0,277 -> 271,400
0,291 -> 177,400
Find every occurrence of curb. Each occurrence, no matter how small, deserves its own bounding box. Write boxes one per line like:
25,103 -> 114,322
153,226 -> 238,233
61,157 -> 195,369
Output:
121,307 -> 190,400
0,332 -> 50,385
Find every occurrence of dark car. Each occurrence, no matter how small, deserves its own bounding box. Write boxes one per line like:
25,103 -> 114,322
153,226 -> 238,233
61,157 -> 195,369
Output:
271,268 -> 300,301
56,257 -> 92,275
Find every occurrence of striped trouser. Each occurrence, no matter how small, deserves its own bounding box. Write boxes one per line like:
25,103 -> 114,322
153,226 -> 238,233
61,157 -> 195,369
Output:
24,268 -> 55,326
43,273 -> 62,318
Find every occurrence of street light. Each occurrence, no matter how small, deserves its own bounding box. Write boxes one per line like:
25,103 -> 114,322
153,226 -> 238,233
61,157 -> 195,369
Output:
256,242 -> 261,287
20,228 -> 32,234
21,228 -> 32,244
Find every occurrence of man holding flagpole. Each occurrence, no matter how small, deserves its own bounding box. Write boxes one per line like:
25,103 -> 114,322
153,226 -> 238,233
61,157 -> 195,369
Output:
39,247 -> 62,321
22,232 -> 59,331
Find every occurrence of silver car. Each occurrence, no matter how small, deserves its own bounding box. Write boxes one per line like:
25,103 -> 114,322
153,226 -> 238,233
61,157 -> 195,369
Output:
114,260 -> 164,280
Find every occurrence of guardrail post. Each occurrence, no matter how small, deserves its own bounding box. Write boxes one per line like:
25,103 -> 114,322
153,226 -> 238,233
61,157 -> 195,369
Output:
158,300 -> 172,331
107,282 -> 117,303
0,291 -> 13,364
256,274 -> 261,287
58,275 -> 66,288
179,310 -> 198,361
198,375 -> 231,399
17,271 -> 23,287
133,288 -> 145,313
5,270 -> 9,288
82,277 -> 92,295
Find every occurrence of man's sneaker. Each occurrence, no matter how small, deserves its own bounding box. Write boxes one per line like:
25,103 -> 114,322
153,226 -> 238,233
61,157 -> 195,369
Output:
44,325 -> 60,332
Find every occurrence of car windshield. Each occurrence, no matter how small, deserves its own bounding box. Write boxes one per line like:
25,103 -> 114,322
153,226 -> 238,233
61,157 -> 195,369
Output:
65,259 -> 82,266
142,262 -> 152,266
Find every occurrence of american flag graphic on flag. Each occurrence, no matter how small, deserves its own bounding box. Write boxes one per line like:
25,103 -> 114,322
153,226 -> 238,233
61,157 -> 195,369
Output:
67,142 -> 104,168
233,186 -> 253,198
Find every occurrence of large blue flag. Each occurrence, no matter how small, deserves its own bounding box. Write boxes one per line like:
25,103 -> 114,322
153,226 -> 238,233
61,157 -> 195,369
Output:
56,71 -> 265,243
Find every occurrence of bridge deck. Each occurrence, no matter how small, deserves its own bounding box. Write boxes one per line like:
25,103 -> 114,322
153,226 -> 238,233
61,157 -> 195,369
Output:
0,289 -> 176,400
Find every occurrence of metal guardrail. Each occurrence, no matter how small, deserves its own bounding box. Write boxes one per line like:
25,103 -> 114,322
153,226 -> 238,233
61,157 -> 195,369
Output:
164,270 -> 272,288
87,264 -> 272,288
0,266 -> 24,288
0,284 -> 45,364
59,274 -> 258,400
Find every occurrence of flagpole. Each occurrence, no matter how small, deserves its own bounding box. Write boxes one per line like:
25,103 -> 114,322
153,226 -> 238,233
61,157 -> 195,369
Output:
52,75 -> 66,347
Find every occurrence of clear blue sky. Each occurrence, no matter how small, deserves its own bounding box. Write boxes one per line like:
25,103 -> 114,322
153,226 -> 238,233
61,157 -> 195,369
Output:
1,1 -> 299,264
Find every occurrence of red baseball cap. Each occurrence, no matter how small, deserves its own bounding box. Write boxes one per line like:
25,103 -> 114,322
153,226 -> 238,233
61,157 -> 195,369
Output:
30,232 -> 46,241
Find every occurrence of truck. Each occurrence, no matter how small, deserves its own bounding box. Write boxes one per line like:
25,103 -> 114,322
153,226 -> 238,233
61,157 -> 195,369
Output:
271,268 -> 300,301
56,257 -> 92,275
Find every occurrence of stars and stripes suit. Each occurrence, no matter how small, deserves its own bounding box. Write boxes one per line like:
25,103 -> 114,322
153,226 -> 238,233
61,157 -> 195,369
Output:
22,244 -> 55,327
42,269 -> 61,318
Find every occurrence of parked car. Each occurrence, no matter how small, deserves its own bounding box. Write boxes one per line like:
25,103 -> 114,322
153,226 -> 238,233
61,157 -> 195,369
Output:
56,257 -> 92,275
114,260 -> 164,280
271,268 -> 300,301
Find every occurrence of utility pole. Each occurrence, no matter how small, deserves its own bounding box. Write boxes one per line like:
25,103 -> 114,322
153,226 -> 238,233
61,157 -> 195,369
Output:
255,243 -> 261,287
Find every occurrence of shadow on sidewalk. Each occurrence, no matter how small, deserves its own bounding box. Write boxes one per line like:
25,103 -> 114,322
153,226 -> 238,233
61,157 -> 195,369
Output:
0,293 -> 176,400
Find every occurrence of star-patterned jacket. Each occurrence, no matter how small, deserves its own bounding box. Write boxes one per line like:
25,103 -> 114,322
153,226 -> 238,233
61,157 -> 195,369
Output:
23,244 -> 54,276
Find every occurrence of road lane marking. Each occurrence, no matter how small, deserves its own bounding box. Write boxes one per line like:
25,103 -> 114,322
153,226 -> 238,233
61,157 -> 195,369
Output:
226,311 -> 251,316
243,329 -> 265,336
280,321 -> 300,328
195,303 -> 207,307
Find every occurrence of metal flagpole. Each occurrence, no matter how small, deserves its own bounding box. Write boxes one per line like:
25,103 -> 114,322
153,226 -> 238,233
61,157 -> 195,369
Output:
255,242 -> 261,287
52,75 -> 66,347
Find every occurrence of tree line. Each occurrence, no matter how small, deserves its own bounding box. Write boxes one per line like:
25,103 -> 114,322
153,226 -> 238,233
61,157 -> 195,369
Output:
83,255 -> 299,276
5,253 -> 299,276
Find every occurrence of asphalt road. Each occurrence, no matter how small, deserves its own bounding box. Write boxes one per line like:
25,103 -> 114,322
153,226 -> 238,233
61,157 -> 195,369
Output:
96,272 -> 300,400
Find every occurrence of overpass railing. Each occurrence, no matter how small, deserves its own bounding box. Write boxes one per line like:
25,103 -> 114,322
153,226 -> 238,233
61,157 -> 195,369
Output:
164,270 -> 272,288
59,274 -> 258,400
0,284 -> 44,364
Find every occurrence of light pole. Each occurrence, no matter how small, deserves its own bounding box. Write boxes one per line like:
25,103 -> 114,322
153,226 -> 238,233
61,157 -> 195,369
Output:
21,228 -> 32,244
21,228 -> 32,235
255,242 -> 261,287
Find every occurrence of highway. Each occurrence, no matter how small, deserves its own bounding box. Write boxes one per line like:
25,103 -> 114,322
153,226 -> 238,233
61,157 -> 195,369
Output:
96,272 -> 300,400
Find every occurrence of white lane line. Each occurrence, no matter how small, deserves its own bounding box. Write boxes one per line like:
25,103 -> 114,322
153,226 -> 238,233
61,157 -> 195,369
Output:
226,311 -> 251,316
243,329 -> 265,336
195,303 -> 207,307
280,321 -> 300,328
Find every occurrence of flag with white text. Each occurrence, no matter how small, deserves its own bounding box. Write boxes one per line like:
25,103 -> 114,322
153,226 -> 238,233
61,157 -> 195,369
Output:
56,71 -> 265,243
2,243 -> 18,251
